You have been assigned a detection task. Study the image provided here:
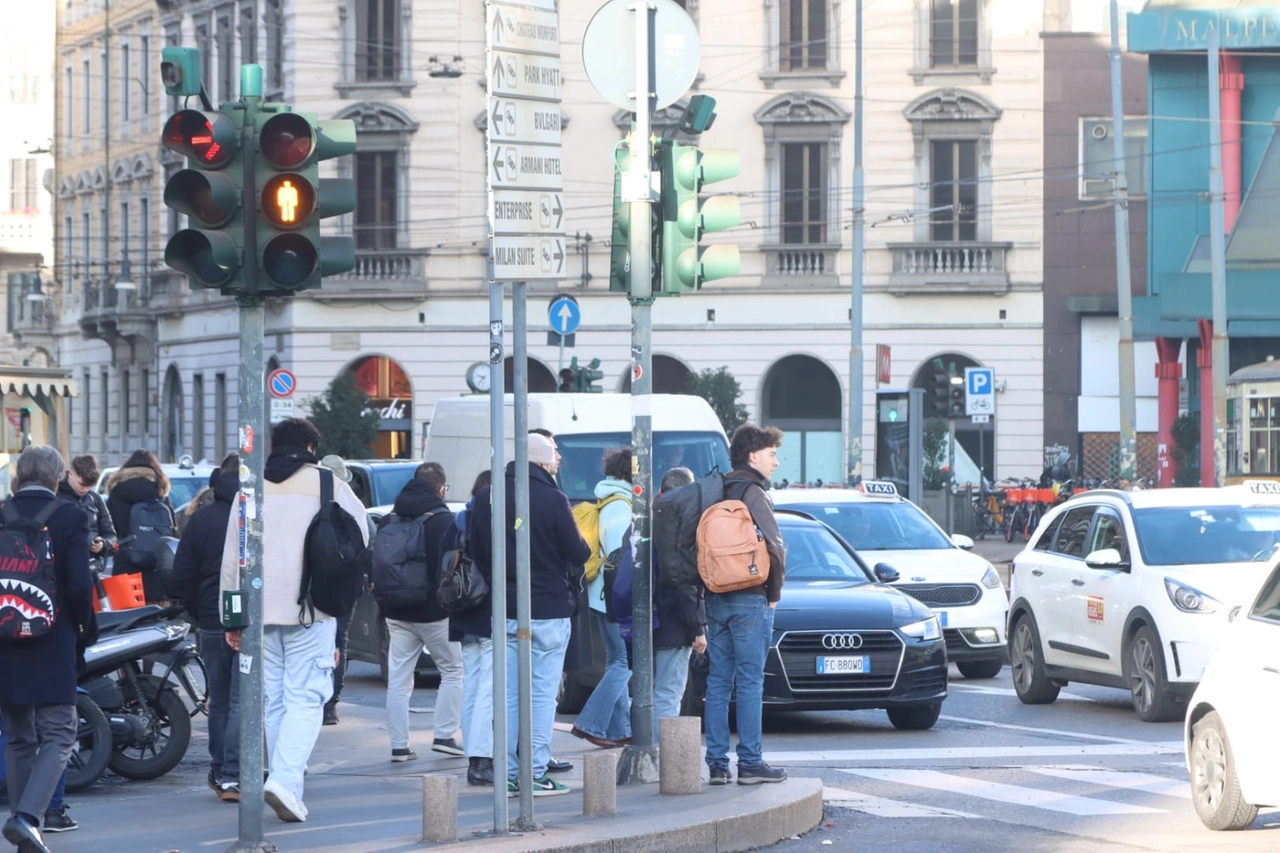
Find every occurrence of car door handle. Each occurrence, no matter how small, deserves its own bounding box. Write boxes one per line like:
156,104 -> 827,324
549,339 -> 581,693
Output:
1030,569 -> 1044,577
1071,578 -> 1086,586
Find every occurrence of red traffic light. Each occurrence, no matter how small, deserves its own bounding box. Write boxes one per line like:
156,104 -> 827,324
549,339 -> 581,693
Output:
161,110 -> 237,168
261,174 -> 315,229
259,113 -> 315,170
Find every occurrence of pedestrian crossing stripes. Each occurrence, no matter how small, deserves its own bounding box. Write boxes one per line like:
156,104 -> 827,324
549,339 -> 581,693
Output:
765,740 -> 1183,764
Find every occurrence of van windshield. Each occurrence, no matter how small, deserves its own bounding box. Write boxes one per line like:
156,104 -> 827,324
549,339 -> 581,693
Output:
556,431 -> 731,503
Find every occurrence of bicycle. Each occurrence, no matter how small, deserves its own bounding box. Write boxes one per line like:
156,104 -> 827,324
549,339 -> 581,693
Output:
969,485 -> 1005,540
1002,481 -> 1032,543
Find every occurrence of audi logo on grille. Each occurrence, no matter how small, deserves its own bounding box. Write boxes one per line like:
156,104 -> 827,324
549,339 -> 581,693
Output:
822,633 -> 864,650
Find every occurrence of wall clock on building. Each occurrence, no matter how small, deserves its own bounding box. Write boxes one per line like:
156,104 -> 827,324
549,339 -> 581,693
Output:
466,362 -> 491,393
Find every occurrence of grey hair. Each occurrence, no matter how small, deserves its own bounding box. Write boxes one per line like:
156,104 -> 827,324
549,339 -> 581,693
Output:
15,445 -> 67,491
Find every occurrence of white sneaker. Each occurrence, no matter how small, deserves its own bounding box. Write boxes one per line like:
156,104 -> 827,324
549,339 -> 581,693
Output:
263,778 -> 307,823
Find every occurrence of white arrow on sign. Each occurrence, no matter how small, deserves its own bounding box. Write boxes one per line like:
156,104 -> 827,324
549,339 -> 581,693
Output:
488,4 -> 560,57
490,52 -> 562,101
490,143 -> 564,190
556,302 -> 574,332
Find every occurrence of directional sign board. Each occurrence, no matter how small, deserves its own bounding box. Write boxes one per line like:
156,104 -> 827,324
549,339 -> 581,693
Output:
489,98 -> 562,145
488,4 -> 559,56
548,296 -> 581,336
490,143 -> 563,191
492,235 -> 566,280
489,52 -> 562,102
492,190 -> 564,235
965,367 -> 995,416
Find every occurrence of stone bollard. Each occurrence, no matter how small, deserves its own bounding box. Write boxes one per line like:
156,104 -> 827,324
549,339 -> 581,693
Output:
421,775 -> 457,843
582,748 -> 621,816
659,716 -> 702,795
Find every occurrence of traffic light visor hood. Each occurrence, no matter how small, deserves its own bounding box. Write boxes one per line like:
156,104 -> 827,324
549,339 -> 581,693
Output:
675,148 -> 740,188
161,110 -> 238,168
163,169 -> 238,227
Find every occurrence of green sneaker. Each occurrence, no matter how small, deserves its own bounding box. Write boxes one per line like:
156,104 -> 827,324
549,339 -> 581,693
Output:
506,775 -> 570,797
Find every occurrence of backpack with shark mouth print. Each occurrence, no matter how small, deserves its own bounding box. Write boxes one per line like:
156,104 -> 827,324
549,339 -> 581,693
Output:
0,501 -> 61,642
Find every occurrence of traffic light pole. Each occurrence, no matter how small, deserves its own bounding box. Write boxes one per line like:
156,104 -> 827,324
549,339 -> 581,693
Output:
847,0 -> 865,487
619,0 -> 658,785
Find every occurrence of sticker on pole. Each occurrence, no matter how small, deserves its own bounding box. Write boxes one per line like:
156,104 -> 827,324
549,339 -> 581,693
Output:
268,368 -> 297,399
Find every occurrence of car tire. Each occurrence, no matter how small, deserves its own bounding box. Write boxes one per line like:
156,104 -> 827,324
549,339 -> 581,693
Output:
1123,624 -> 1182,723
1190,711 -> 1258,831
887,703 -> 941,731
1009,613 -> 1060,704
957,658 -> 1004,679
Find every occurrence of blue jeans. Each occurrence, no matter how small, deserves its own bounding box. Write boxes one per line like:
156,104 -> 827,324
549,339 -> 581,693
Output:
199,629 -> 240,783
262,620 -> 336,801
461,635 -> 493,759
704,592 -> 774,769
573,613 -> 631,741
505,618 -> 571,780
0,719 -> 65,812
653,645 -> 693,731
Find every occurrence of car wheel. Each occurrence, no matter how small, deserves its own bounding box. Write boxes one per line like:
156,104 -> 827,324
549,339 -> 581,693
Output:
1190,711 -> 1258,831
957,658 -> 1003,679
887,703 -> 941,730
1009,614 -> 1060,704
1123,624 -> 1182,723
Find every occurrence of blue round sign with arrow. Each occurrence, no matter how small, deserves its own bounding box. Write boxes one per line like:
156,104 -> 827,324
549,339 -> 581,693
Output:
548,296 -> 580,336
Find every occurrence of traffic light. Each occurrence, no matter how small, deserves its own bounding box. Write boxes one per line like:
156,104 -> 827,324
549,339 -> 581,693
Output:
162,108 -> 245,292
926,358 -> 951,418
558,366 -> 575,393
609,142 -> 631,293
659,141 -> 740,293
578,358 -> 604,393
949,374 -> 967,418
255,110 -> 357,293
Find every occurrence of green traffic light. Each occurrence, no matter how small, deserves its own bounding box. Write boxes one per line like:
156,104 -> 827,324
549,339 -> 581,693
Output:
660,142 -> 741,293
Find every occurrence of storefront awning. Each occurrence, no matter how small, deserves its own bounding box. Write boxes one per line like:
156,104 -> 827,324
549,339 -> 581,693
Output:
0,371 -> 79,398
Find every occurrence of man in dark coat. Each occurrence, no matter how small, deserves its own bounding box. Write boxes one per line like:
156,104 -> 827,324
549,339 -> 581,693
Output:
379,463 -> 463,764
470,433 -> 590,796
173,454 -> 240,803
0,446 -> 96,853
56,454 -> 116,575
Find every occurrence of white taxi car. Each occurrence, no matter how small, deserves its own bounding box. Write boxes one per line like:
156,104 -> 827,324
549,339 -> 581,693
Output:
1008,482 -> 1280,722
774,482 -> 1007,678
1184,559 -> 1280,831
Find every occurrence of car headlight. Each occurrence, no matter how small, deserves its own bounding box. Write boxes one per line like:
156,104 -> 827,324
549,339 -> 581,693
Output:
1164,578 -> 1221,614
981,564 -> 1001,590
900,616 -> 942,642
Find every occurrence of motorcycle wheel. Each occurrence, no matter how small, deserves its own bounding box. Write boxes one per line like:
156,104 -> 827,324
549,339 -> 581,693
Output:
65,693 -> 112,793
107,678 -> 192,781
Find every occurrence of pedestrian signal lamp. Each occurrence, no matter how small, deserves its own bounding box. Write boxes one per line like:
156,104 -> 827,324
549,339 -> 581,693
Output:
558,367 -> 575,393
659,142 -> 741,294
609,142 -> 631,293
949,374 -> 967,419
926,357 -> 952,419
579,357 -> 604,393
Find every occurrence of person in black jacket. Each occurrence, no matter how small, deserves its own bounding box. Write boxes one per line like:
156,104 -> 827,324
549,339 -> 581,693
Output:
470,433 -> 590,797
652,467 -> 708,727
381,463 -> 464,763
0,446 -> 96,853
173,454 -> 240,803
104,449 -> 176,602
448,469 -> 495,786
57,454 -> 117,576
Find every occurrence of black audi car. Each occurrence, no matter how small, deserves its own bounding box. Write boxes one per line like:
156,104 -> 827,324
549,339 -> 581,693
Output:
684,512 -> 949,730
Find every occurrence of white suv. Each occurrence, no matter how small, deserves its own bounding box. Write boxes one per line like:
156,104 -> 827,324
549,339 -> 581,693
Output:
1008,483 -> 1280,721
774,483 -> 1008,678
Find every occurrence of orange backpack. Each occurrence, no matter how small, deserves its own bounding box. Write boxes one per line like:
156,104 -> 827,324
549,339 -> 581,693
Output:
695,483 -> 770,593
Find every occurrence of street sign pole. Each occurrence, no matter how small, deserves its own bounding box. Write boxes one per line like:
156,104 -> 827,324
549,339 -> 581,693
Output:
511,280 -> 535,828
486,274 -> 509,834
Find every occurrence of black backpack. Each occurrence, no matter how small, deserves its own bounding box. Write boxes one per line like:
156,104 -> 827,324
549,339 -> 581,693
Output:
122,498 -> 176,571
0,501 -> 61,642
652,473 -> 723,588
436,521 -> 488,614
299,468 -> 367,623
369,510 -> 442,610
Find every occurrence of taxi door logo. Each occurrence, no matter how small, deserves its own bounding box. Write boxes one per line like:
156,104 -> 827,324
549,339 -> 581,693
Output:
1087,596 -> 1104,622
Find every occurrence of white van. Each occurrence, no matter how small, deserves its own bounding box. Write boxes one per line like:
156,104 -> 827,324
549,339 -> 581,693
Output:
425,393 -> 730,503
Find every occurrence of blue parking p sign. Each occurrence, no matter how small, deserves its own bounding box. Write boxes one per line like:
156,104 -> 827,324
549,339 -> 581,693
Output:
965,368 -> 995,416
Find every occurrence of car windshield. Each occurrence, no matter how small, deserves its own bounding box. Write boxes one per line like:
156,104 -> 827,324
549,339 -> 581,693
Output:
168,475 -> 208,508
775,500 -> 954,551
1132,505 -> 1280,565
372,466 -> 416,505
779,520 -> 874,583
555,431 -> 730,503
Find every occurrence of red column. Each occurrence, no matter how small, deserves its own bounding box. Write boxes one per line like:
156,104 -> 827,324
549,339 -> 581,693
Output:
1197,320 -> 1215,487
1155,337 -> 1183,487
1220,54 -> 1245,232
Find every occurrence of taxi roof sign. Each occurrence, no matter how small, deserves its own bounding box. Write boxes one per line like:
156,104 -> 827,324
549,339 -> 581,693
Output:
1244,480 -> 1280,496
860,481 -> 898,497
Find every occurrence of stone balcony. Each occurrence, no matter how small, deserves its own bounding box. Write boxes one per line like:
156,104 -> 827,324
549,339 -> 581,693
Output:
79,279 -> 156,342
761,243 -> 841,287
886,241 -> 1013,295
317,248 -> 429,300
11,297 -> 56,354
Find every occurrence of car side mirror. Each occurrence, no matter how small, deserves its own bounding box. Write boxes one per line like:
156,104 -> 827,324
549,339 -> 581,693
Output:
1084,548 -> 1130,571
1228,605 -> 1242,623
874,563 -> 900,583
951,534 -> 975,551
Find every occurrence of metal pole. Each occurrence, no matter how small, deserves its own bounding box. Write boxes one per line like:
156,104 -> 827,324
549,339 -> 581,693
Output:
619,0 -> 659,785
848,0 -> 864,487
486,278 -> 508,832
1109,0 -> 1138,481
946,418 -> 956,535
1207,32 -> 1228,487
229,64 -> 274,853
511,282 -> 536,827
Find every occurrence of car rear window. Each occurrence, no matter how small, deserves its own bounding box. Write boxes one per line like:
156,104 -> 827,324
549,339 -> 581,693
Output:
1133,505 -> 1280,565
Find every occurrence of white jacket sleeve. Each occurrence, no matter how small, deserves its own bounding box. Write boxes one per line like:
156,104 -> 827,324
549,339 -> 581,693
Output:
219,491 -> 241,596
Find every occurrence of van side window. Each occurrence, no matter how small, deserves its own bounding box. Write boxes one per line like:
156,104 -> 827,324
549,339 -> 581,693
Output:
1053,507 -> 1096,558
1033,516 -> 1062,551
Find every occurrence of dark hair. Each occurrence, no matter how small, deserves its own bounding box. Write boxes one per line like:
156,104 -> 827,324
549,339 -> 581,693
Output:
217,453 -> 241,482
271,417 -> 322,451
529,427 -> 554,438
602,446 -> 632,482
122,449 -> 170,495
69,454 -> 101,488
415,461 -> 447,493
729,424 -> 783,469
660,466 -> 695,493
470,469 -> 492,497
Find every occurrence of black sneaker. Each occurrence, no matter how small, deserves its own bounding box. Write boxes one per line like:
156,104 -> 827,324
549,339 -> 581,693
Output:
709,765 -> 732,786
431,737 -> 465,756
42,808 -> 78,833
546,757 -> 572,773
207,769 -> 221,795
737,762 -> 787,785
390,748 -> 418,763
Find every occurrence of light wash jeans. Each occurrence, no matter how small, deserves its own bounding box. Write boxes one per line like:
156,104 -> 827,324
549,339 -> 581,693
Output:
460,635 -> 493,759
573,613 -> 631,741
704,592 -> 774,770
653,645 -> 693,730
262,619 -> 336,801
505,617 -> 571,780
386,619 -> 464,749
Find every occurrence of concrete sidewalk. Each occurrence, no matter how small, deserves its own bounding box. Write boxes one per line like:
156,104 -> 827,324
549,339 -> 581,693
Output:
49,699 -> 821,853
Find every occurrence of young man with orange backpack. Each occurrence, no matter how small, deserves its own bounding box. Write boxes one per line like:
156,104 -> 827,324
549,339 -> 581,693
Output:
701,424 -> 787,786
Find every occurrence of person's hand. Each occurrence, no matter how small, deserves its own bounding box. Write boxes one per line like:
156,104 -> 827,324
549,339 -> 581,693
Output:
334,648 -> 341,667
89,538 -> 104,555
225,629 -> 241,651
768,600 -> 778,609
692,634 -> 707,655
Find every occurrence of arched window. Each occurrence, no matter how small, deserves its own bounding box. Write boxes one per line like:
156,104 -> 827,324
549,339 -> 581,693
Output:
504,357 -> 557,393
761,354 -> 843,486
618,354 -> 693,393
162,365 -> 184,463
347,354 -> 414,458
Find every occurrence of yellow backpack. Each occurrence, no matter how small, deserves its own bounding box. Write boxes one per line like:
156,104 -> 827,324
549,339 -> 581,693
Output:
573,494 -> 629,582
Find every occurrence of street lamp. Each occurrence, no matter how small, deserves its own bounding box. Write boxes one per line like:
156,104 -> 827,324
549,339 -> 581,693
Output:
114,259 -> 137,292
